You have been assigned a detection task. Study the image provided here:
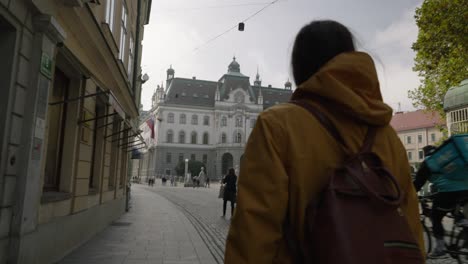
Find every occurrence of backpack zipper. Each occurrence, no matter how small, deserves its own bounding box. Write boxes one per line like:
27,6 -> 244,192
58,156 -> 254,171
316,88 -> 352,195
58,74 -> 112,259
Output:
384,241 -> 420,250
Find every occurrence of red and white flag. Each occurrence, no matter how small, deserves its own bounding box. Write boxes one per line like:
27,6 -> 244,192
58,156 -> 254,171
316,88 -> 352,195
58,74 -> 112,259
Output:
146,118 -> 155,139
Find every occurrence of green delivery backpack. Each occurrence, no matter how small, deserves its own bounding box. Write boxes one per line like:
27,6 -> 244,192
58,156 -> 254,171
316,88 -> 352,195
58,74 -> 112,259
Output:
425,134 -> 468,180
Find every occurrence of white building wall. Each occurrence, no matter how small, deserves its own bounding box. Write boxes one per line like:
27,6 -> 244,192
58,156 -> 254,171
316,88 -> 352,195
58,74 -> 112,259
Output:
137,87 -> 266,180
396,127 -> 445,166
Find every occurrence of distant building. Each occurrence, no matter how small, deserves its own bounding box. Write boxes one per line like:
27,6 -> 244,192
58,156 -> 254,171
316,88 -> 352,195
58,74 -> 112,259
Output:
444,79 -> 468,135
0,1 -> 151,263
135,57 -> 293,180
390,110 -> 445,167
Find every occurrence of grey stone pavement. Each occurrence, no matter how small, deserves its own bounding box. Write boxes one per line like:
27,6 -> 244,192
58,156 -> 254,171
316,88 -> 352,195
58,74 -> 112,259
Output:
57,184 -> 218,264
58,179 -> 457,264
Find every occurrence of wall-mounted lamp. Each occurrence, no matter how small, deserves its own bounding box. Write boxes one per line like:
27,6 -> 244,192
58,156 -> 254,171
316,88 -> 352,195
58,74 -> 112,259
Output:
140,73 -> 149,84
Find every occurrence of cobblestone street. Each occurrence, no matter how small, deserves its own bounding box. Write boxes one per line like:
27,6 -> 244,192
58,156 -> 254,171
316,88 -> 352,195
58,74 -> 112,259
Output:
145,183 -> 461,264
58,182 -> 460,264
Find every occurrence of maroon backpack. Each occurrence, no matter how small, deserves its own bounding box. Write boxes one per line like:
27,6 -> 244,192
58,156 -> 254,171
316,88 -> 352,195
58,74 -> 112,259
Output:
285,100 -> 424,264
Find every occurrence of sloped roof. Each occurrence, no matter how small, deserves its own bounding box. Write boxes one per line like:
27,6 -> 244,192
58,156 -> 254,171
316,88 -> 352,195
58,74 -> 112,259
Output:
165,78 -> 218,107
163,78 -> 292,109
252,86 -> 293,109
390,110 -> 445,132
444,79 -> 468,111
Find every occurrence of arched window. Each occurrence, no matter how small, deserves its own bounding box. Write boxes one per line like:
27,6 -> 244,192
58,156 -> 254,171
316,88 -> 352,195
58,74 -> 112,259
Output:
221,116 -> 227,127
180,114 -> 186,124
191,131 -> 197,144
203,116 -> 210,126
203,132 -> 209,144
179,131 -> 185,143
235,116 -> 243,127
166,130 -> 173,143
235,132 -> 242,143
191,115 -> 198,125
168,113 -> 174,123
221,133 -> 227,143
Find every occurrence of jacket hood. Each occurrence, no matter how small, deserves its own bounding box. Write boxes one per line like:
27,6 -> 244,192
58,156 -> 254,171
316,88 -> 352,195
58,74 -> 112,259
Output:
291,52 -> 393,126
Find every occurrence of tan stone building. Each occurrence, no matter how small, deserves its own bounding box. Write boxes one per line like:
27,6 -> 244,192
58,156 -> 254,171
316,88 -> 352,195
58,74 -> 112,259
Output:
0,0 -> 151,263
390,110 -> 446,168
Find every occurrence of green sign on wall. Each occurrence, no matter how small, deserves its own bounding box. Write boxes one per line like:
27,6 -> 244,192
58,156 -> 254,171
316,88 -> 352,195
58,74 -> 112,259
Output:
40,53 -> 53,79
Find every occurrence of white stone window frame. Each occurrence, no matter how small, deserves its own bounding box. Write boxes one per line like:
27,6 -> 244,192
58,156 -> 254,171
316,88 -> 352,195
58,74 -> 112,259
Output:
221,116 -> 227,127
191,115 -> 198,125
166,130 -> 174,143
235,116 -> 243,128
203,132 -> 209,145
448,107 -> 468,135
167,113 -> 174,123
180,113 -> 186,124
191,131 -> 197,144
105,0 -> 116,32
179,131 -> 186,144
234,132 -> 242,143
119,4 -> 128,61
203,115 -> 210,126
128,36 -> 134,78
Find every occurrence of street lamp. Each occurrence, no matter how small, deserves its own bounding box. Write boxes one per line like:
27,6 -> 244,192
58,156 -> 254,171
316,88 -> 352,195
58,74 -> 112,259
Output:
184,158 -> 189,186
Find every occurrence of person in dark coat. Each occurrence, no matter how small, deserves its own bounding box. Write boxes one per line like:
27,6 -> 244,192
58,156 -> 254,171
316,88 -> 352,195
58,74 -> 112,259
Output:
222,168 -> 238,218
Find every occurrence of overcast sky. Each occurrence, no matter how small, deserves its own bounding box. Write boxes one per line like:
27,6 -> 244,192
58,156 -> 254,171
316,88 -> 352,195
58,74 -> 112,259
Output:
140,0 -> 423,112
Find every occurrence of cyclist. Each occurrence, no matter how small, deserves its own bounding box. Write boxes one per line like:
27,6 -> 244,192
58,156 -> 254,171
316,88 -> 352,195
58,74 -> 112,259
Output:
414,145 -> 468,258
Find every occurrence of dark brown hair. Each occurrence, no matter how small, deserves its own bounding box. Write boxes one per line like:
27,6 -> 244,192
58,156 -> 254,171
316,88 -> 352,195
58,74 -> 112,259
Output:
291,20 -> 355,86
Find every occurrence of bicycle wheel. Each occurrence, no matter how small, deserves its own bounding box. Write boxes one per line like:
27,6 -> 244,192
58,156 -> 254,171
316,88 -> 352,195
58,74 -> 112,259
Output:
422,222 -> 432,254
455,229 -> 468,263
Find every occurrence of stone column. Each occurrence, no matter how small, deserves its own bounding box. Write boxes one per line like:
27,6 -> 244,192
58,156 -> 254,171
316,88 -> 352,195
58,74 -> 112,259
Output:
9,14 -> 66,264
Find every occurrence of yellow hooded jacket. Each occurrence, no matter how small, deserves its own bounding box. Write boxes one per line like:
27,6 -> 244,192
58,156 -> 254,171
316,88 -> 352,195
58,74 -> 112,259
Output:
224,52 -> 424,263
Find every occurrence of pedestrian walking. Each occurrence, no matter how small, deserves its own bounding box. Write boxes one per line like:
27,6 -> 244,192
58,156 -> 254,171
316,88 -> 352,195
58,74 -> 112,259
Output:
191,175 -> 197,188
222,168 -> 237,218
170,175 -> 175,186
205,177 -> 210,188
198,167 -> 206,187
225,20 -> 424,263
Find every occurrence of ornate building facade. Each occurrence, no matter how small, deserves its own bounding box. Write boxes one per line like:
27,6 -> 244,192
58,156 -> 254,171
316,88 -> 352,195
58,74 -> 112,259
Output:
136,58 -> 293,180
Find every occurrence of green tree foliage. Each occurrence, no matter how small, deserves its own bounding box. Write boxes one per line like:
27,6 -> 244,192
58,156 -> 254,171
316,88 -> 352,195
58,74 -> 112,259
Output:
174,160 -> 205,176
409,0 -> 468,115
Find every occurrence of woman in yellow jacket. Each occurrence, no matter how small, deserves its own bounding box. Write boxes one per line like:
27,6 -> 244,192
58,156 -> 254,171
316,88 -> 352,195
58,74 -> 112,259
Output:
224,20 -> 423,263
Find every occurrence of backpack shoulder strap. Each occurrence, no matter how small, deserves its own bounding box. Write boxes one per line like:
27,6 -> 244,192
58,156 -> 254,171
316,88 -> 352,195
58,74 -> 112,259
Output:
290,100 -> 350,153
360,127 -> 378,153
291,100 -> 379,154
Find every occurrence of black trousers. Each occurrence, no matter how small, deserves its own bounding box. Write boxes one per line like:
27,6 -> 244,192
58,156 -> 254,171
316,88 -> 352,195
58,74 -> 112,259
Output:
223,199 -> 235,216
431,190 -> 468,239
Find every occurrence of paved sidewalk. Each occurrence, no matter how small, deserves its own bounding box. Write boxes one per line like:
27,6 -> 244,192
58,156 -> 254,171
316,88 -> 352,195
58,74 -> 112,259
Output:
58,185 -> 217,264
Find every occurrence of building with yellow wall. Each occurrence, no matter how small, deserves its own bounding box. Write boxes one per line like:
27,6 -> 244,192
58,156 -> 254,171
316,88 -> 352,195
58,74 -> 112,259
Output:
390,110 -> 445,168
0,0 -> 151,263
